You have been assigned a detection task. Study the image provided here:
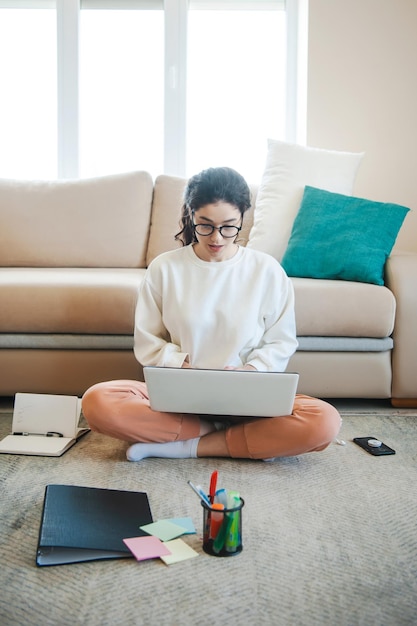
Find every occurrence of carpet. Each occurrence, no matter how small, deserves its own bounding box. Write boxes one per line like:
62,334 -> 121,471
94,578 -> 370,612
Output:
0,402 -> 416,626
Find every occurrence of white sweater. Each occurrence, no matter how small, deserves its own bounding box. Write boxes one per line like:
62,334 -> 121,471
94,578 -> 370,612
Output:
134,245 -> 298,372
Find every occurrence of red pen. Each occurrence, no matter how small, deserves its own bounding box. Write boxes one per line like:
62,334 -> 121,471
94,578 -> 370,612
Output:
209,470 -> 218,504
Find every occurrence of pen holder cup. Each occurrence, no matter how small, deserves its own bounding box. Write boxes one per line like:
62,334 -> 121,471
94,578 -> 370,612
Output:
201,498 -> 244,557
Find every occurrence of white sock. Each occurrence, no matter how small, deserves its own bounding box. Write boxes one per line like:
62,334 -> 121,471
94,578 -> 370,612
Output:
126,437 -> 200,462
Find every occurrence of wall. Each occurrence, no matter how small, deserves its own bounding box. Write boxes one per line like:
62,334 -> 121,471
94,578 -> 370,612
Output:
307,0 -> 417,252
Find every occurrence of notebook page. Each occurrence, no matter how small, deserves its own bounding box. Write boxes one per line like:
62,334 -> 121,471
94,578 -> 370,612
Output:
12,393 -> 81,438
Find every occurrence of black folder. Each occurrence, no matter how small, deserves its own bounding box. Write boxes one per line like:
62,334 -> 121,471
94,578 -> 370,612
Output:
36,484 -> 153,566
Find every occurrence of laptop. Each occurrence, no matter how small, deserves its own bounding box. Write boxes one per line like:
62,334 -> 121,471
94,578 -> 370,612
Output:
143,367 -> 299,418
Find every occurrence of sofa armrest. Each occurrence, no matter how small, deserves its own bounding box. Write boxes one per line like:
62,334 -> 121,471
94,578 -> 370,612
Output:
385,253 -> 417,406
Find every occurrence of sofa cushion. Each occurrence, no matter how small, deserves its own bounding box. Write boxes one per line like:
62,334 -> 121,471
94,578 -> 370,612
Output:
247,139 -> 363,261
292,277 -> 396,337
287,350 -> 392,398
146,175 -> 185,266
281,186 -> 410,285
0,171 -> 153,268
0,268 -> 145,334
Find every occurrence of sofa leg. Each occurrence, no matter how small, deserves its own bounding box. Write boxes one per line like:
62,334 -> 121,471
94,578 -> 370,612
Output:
391,398 -> 417,408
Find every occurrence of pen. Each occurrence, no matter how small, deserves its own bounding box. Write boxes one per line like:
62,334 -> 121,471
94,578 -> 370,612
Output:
187,480 -> 210,505
209,470 -> 218,504
14,431 -> 64,437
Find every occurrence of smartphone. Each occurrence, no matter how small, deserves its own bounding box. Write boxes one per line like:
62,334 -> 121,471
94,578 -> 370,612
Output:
353,436 -> 396,456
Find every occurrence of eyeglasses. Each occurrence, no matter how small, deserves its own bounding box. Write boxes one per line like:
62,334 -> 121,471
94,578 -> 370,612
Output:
193,223 -> 242,238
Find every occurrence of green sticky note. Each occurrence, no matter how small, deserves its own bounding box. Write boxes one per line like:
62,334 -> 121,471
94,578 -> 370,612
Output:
140,520 -> 188,542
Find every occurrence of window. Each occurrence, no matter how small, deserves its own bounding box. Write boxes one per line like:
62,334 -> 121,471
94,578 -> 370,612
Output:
0,0 -> 306,182
79,8 -> 164,178
0,4 -> 57,178
187,3 -> 286,182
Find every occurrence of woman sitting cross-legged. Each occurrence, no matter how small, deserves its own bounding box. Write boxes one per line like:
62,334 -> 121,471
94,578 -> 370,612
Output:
82,167 -> 341,461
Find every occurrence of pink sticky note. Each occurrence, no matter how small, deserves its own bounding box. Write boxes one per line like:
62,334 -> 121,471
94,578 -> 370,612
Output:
123,536 -> 172,561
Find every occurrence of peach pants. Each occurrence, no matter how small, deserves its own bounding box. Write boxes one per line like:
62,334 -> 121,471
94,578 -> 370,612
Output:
82,380 -> 341,460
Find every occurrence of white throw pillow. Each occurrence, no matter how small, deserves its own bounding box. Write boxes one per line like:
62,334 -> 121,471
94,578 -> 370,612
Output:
247,139 -> 364,261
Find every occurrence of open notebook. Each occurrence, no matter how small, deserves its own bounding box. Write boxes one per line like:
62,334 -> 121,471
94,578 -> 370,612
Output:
143,367 -> 299,418
0,393 -> 89,457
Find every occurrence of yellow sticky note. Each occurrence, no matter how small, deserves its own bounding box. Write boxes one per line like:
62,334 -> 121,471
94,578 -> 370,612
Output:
159,539 -> 199,565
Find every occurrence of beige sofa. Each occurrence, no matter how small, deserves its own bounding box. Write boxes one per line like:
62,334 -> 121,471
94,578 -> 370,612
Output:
0,170 -> 416,407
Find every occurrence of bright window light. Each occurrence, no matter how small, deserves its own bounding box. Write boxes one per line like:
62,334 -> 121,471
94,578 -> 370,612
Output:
0,2 -> 297,182
186,7 -> 286,183
0,8 -> 57,179
79,9 -> 164,179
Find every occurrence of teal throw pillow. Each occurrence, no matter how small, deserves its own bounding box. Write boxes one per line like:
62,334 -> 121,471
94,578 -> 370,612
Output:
281,186 -> 409,285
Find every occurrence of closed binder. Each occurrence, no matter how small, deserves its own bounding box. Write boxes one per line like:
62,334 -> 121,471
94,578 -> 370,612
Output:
36,485 -> 153,566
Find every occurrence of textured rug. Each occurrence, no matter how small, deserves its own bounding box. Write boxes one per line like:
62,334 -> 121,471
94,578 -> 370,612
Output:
0,401 -> 416,626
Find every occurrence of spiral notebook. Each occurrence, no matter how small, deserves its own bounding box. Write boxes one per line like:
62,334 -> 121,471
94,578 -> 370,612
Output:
0,393 -> 89,457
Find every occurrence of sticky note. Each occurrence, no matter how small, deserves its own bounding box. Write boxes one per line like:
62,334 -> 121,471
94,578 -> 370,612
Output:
159,539 -> 199,565
140,520 -> 188,542
123,536 -> 171,561
167,517 -> 196,534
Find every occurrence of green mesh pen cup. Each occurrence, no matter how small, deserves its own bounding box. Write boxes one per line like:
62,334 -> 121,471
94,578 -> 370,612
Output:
201,498 -> 244,556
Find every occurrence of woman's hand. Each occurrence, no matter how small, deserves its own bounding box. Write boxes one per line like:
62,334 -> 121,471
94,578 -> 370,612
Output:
224,364 -> 257,371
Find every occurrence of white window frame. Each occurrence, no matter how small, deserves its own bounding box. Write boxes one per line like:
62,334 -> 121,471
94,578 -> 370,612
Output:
286,0 -> 308,147
164,0 -> 188,175
57,0 -> 80,179
0,0 -> 308,179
